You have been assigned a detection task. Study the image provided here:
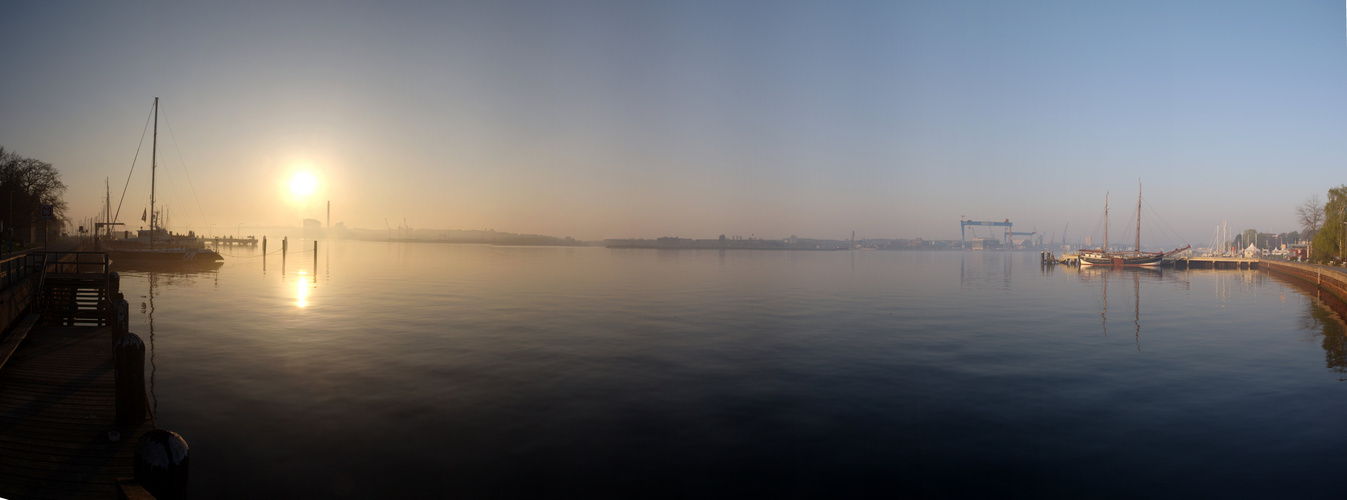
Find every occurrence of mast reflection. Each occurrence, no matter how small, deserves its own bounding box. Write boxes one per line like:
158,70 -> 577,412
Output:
1077,266 -> 1164,349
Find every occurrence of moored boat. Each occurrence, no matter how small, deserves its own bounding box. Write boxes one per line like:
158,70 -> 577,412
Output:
103,98 -> 223,266
1079,185 -> 1189,267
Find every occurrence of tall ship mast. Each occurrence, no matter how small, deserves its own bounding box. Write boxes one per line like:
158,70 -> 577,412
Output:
1078,183 -> 1189,267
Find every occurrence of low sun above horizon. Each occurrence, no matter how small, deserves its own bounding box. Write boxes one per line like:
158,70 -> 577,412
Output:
289,171 -> 317,197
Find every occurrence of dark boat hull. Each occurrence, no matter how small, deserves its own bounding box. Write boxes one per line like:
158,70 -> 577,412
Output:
108,248 -> 223,265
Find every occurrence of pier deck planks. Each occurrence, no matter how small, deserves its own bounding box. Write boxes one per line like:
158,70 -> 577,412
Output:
0,322 -> 153,499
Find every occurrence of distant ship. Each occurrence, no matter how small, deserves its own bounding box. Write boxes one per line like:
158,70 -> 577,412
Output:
1078,185 -> 1189,267
104,98 -> 223,266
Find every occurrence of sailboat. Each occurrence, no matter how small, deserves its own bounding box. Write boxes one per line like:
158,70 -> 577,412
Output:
105,98 -> 223,265
1078,185 -> 1190,267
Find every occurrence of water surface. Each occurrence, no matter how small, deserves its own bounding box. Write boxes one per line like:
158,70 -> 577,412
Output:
117,244 -> 1347,498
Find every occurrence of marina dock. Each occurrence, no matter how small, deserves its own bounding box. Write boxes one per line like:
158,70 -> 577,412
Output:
1171,257 -> 1261,269
208,236 -> 258,247
0,251 -> 183,500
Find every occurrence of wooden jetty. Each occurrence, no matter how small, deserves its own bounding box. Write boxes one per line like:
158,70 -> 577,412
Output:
0,251 -> 185,500
208,236 -> 257,247
1171,256 -> 1260,269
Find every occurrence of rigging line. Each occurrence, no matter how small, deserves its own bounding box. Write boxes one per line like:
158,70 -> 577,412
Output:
160,107 -> 209,231
114,102 -> 156,224
1141,197 -> 1191,246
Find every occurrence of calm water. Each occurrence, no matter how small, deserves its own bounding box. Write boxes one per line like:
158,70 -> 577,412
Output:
116,243 -> 1347,498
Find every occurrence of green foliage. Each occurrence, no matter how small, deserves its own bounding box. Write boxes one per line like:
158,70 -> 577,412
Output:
1242,229 -> 1258,248
1315,185 -> 1347,261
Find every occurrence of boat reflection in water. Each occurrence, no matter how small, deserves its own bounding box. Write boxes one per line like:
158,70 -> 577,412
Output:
1076,265 -> 1166,350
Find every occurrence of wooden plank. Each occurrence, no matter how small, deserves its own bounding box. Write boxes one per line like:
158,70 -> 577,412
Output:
117,478 -> 157,500
0,323 -> 154,500
0,314 -> 38,373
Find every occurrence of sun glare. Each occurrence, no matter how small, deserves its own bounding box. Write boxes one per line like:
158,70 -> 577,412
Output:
290,172 -> 317,197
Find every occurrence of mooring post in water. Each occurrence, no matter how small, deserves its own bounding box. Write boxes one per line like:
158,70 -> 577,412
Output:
262,235 -> 267,254
135,429 -> 190,500
313,240 -> 318,269
114,332 -> 146,428
109,272 -> 129,343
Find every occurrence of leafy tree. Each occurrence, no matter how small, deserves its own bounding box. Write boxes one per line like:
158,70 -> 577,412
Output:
1313,185 -> 1347,261
1241,229 -> 1258,248
0,148 -> 68,242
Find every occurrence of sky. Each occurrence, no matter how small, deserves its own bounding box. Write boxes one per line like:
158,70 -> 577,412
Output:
1,1 -> 1345,245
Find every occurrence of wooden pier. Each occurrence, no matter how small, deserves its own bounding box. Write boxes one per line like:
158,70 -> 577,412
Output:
1172,257 -> 1260,269
208,236 -> 258,247
0,251 -> 180,500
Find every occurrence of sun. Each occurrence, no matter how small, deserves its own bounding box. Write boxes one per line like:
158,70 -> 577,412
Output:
289,171 -> 317,197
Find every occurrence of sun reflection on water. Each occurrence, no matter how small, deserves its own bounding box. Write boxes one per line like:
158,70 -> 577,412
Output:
297,271 -> 309,308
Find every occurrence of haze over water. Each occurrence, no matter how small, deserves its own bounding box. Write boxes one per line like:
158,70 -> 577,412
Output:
117,242 -> 1347,497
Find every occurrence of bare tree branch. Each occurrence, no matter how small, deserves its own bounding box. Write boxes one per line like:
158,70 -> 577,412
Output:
1298,194 -> 1325,239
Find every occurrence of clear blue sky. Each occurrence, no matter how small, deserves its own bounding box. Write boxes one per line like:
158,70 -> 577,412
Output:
1,1 -> 1344,244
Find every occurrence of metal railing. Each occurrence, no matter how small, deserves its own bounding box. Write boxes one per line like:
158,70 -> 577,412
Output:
0,253 -> 45,291
40,251 -> 110,275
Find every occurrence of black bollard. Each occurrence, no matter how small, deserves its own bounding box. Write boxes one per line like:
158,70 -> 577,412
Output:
135,429 -> 190,500
114,333 -> 146,428
114,295 -> 129,339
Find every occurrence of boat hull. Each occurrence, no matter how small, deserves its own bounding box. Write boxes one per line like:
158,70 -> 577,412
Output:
109,248 -> 223,265
1078,253 -> 1163,267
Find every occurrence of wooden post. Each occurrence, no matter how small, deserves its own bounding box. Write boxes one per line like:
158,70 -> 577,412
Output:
114,332 -> 146,428
109,272 -> 129,342
262,235 -> 267,254
135,429 -> 190,500
313,240 -> 317,270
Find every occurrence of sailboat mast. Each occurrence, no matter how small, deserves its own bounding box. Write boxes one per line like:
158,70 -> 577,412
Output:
150,97 -> 157,251
105,178 -> 110,239
1136,182 -> 1142,252
1104,192 -> 1109,253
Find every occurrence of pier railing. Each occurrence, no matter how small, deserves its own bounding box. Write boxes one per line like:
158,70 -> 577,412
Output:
40,251 -> 110,275
0,252 -> 45,292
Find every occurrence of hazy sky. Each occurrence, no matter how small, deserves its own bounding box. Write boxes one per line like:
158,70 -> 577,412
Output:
2,1 -> 1344,244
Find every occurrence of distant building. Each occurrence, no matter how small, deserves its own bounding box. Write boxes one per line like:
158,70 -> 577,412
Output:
1290,244 -> 1309,261
303,218 -> 322,238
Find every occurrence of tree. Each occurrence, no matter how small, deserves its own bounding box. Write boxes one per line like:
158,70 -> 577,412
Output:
1314,185 -> 1347,261
0,148 -> 68,242
1298,194 -> 1325,241
1241,229 -> 1258,249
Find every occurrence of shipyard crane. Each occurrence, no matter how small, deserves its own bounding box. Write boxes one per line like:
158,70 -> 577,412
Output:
960,218 -> 1013,249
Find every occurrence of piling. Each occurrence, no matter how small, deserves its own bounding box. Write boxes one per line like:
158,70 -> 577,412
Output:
110,271 -> 129,341
135,429 -> 190,500
314,240 -> 318,270
262,235 -> 267,254
114,332 -> 146,428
